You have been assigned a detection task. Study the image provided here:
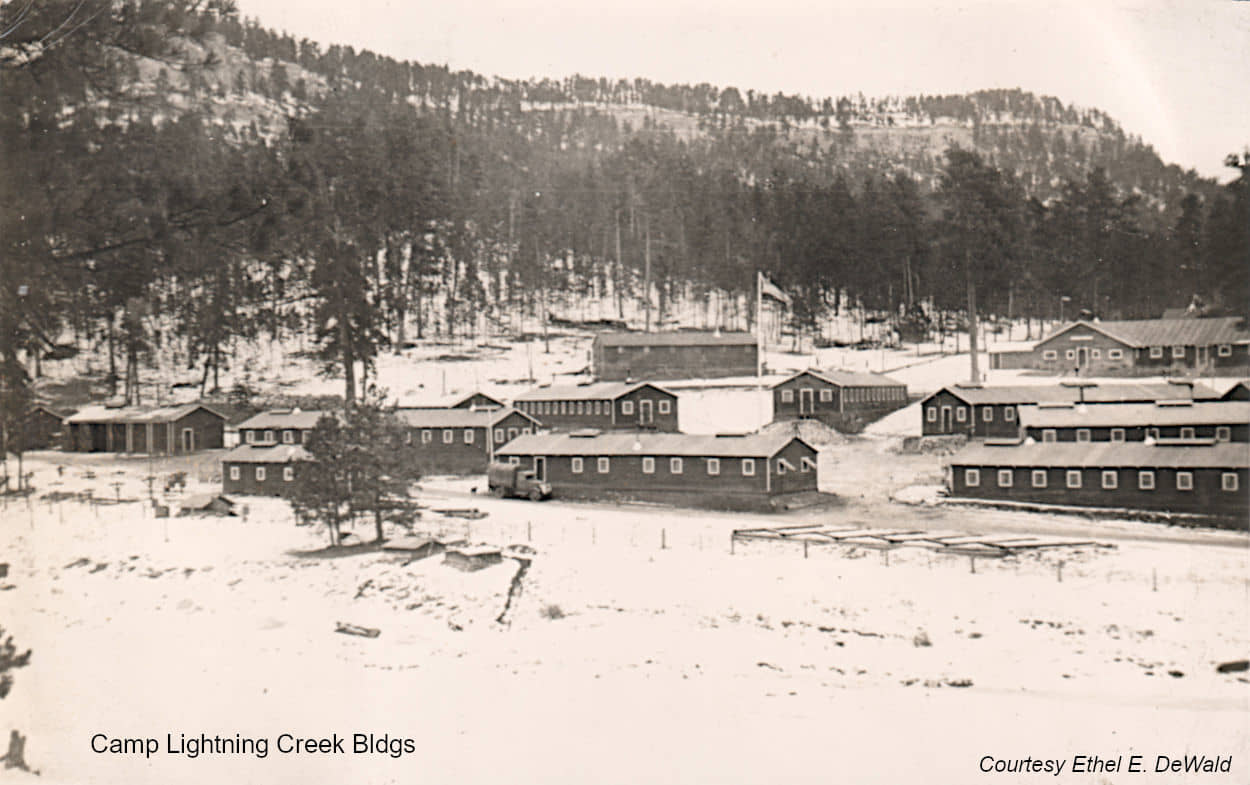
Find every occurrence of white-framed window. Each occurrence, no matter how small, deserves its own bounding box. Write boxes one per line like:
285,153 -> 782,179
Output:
495,428 -> 505,443
1066,470 -> 1082,489
1108,349 -> 1123,360
670,457 -> 683,474
508,456 -> 520,466
781,389 -> 794,403
229,465 -> 240,481
982,407 -> 993,422
1110,428 -> 1125,442
965,468 -> 980,487
742,458 -> 755,476
1222,473 -> 1239,491
1176,471 -> 1193,491
1031,470 -> 1047,488
707,458 -> 720,476
800,456 -> 816,472
1091,348 -> 1101,359
508,427 -> 518,440
956,407 -> 966,422
926,407 -> 937,423
1172,346 -> 1185,359
1004,407 -> 1016,422
283,466 -> 294,482
997,469 -> 1013,488
464,429 -> 474,444
421,430 -> 432,444
1180,427 -> 1195,439
621,400 -> 634,415
1065,349 -> 1075,360
820,389 -> 833,402
405,430 -> 413,445
560,402 -> 568,414
1216,426 -> 1231,442
642,457 -> 655,474
245,430 -> 255,444
264,429 -> 275,444
255,466 -> 266,482
1042,429 -> 1057,443
283,430 -> 294,444
1149,346 -> 1164,358
1138,470 -> 1155,490
1218,344 -> 1232,357
579,401 -> 588,414
1101,470 -> 1118,490
658,399 -> 671,414
1076,429 -> 1091,443
597,457 -> 610,474
522,427 -> 532,435
1146,427 -> 1160,440
1042,350 -> 1057,360
571,457 -> 584,474
442,429 -> 453,444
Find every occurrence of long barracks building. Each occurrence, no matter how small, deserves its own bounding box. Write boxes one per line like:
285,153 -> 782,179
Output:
513,382 -> 678,432
591,331 -> 759,380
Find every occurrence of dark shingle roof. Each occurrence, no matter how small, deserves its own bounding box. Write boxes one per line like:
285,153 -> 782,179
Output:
496,430 -> 810,458
778,368 -> 905,388
513,381 -> 674,402
948,441 -> 1250,469
221,444 -> 313,463
1018,401 -> 1250,428
65,402 -> 226,424
235,409 -> 326,430
395,407 -> 538,429
1040,317 -> 1249,348
595,331 -> 758,347
928,381 -> 1218,406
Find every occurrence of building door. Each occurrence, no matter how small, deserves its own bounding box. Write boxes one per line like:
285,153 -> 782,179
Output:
534,457 -> 546,482
1076,347 -> 1089,372
638,399 -> 654,426
1196,346 -> 1208,370
941,406 -> 953,432
181,427 -> 195,452
799,389 -> 815,416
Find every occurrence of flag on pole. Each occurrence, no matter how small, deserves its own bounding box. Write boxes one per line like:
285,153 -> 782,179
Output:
758,273 -> 792,306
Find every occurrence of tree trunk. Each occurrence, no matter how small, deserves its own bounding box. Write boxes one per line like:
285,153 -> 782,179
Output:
966,253 -> 980,384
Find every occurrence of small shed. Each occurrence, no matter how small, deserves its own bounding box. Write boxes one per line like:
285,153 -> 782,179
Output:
20,404 -> 68,450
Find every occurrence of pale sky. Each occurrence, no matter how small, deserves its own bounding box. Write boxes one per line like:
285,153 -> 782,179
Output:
237,0 -> 1250,182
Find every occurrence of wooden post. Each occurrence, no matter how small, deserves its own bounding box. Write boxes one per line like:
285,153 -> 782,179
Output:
527,520 -> 532,541
1152,568 -> 1158,592
661,527 -> 666,550
730,534 -> 735,555
803,539 -> 808,559
969,555 -> 976,574
1057,560 -> 1063,583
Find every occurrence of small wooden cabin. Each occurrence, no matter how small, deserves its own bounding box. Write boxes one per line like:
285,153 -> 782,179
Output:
772,368 -> 908,431
495,430 -> 818,511
592,331 -> 758,380
221,444 -> 311,497
513,382 -> 678,432
20,404 -> 68,450
65,403 -> 225,454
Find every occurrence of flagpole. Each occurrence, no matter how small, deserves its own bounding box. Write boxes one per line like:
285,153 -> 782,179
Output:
757,271 -> 765,431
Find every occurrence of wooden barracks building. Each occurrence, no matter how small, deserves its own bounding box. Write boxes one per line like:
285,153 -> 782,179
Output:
1030,317 -> 1250,375
1018,401 -> 1250,444
591,331 -> 759,381
395,407 -> 541,474
513,382 -> 678,432
946,441 -> 1249,520
65,403 -> 225,454
495,430 -> 818,511
920,381 -> 1219,439
772,368 -> 908,431
222,409 -> 325,496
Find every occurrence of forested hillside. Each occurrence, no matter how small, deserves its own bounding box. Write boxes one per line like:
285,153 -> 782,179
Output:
3,1 -> 1247,408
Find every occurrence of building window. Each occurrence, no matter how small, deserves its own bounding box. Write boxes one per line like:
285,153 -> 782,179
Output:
1065,349 -> 1075,360
283,430 -> 294,444
597,457 -> 610,474
1004,407 -> 1016,422
1066,470 -> 1082,489
405,430 -> 413,445
508,456 -> 520,466
522,427 -> 532,435
1216,426 -> 1231,442
642,457 -> 655,474
926,407 -> 937,423
621,400 -> 634,415
229,466 -> 240,481
742,458 -> 755,476
421,430 -> 432,443
1146,427 -> 1159,440
1172,346 -> 1185,359
982,407 -> 993,422
820,389 -> 833,402
495,428 -> 505,443
707,458 -> 720,476
670,457 -> 683,474
442,429 -> 453,444
956,407 -> 966,422
1091,349 -> 1101,359
1176,472 -> 1193,491
464,429 -> 474,444
1180,427 -> 1195,439
1218,344 -> 1232,357
283,466 -> 294,482
1076,429 -> 1091,443
1101,470 -> 1118,490
245,430 -> 256,444
1042,429 -> 1057,443
800,456 -> 816,472
1138,471 -> 1155,490
997,469 -> 1013,488
1222,473 -> 1239,492
1108,349 -> 1123,360
964,468 -> 980,487
1110,428 -> 1125,442
508,428 -> 518,440
255,466 -> 266,482
658,399 -> 671,414
1031,470 -> 1047,488
781,389 -> 794,403
1042,350 -> 1057,360
1149,346 -> 1163,359
264,429 -> 275,444
571,457 -> 583,474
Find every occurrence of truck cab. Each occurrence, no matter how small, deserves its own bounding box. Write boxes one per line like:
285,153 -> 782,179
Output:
487,462 -> 552,501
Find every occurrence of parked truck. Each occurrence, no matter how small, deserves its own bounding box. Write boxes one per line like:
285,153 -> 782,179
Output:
487,462 -> 552,501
